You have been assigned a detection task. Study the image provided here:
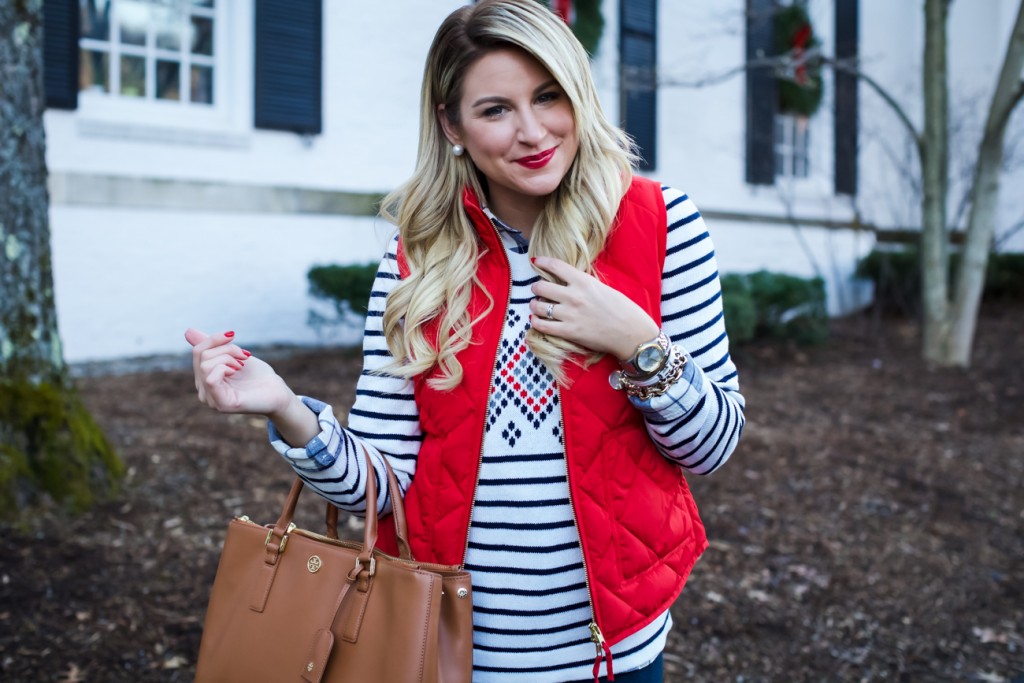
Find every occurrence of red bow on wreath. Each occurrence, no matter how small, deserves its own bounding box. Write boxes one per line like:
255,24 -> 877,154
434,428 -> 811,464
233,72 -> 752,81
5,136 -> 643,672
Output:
553,0 -> 573,24
791,23 -> 812,86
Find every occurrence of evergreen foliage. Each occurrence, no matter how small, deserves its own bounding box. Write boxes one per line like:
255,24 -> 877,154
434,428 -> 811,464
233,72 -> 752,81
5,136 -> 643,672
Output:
721,271 -> 828,345
856,248 -> 1024,314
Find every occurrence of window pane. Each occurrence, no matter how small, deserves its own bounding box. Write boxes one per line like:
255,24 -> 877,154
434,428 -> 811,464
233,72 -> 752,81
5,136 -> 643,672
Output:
156,60 -> 181,100
190,16 -> 214,55
79,49 -> 110,92
118,0 -> 148,47
190,65 -> 214,104
120,55 -> 146,97
156,25 -> 181,51
80,0 -> 112,41
152,1 -> 183,50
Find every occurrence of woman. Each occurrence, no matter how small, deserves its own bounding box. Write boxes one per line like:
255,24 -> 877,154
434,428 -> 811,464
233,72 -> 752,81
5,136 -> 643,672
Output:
186,1 -> 745,681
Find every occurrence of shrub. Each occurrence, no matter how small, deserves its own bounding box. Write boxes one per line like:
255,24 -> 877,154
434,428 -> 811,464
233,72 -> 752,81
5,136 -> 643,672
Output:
307,263 -> 378,338
855,248 -> 1024,314
720,271 -> 828,346
719,274 -> 757,345
307,263 -> 378,316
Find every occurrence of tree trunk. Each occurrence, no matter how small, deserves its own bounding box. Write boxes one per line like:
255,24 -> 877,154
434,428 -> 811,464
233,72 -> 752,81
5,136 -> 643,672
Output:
920,0 -> 951,363
0,0 -> 121,518
946,1 -> 1024,365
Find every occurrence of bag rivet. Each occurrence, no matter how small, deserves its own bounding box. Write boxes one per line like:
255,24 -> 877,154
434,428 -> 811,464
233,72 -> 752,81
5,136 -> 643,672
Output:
457,588 -> 468,599
306,661 -> 314,672
307,555 -> 322,573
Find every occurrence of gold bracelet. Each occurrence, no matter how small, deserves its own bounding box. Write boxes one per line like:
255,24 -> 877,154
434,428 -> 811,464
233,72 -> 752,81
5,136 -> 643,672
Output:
609,346 -> 687,400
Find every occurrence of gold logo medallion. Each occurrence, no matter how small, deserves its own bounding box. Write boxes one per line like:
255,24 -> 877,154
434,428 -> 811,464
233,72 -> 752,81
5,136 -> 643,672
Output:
307,555 -> 322,573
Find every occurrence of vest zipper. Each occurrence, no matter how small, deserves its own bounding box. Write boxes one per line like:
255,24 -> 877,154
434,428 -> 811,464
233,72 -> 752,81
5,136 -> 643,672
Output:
461,215 -> 514,568
466,216 -> 612,680
558,397 -> 614,682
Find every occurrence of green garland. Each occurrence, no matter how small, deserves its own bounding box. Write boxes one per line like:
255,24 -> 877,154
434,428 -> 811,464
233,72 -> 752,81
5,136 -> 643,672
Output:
571,0 -> 604,57
773,5 -> 823,117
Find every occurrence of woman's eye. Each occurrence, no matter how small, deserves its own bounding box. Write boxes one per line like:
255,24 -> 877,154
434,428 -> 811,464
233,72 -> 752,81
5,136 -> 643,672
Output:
537,91 -> 560,104
483,105 -> 507,118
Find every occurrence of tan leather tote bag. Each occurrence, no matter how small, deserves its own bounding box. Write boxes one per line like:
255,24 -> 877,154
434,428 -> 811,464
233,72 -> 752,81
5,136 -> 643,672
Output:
194,450 -> 474,683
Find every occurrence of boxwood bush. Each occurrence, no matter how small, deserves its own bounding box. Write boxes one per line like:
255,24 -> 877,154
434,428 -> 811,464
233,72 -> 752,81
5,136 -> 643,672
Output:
855,248 -> 1024,315
307,263 -> 829,347
720,271 -> 828,345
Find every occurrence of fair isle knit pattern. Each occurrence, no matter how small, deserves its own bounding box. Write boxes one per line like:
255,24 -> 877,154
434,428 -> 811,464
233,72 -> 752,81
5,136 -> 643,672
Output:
270,186 -> 745,681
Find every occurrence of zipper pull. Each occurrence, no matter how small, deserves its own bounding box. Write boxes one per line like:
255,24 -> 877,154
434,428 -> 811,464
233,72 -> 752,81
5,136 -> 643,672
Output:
589,622 -> 614,681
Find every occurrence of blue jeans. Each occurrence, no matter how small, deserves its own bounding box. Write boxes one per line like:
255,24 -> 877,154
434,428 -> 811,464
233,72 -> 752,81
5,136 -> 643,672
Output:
574,653 -> 664,683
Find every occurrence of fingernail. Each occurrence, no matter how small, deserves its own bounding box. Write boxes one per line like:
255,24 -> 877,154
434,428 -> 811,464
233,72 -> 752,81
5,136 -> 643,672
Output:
224,331 -> 235,338
243,350 -> 252,357
530,257 -> 536,264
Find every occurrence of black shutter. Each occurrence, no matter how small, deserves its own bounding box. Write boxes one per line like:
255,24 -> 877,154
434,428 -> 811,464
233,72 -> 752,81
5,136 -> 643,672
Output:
44,0 -> 80,110
254,0 -> 323,134
834,0 -> 859,196
620,0 -> 657,170
745,0 -> 775,185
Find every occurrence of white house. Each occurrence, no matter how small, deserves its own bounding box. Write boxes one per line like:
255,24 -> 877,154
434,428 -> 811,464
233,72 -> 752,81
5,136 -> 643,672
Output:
40,0 -> 1024,363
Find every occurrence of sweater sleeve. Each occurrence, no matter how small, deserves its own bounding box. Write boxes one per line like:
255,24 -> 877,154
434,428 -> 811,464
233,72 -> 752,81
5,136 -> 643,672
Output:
627,186 -> 746,474
267,234 -> 422,515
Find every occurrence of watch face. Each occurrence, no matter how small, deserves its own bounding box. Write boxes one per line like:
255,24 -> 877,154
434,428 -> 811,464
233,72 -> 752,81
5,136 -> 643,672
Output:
637,344 -> 666,373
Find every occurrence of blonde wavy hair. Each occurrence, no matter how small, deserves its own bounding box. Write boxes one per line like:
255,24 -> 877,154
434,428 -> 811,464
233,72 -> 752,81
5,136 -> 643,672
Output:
380,0 -> 636,390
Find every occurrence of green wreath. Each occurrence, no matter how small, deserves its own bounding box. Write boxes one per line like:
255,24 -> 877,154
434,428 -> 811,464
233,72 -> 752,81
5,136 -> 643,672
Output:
571,0 -> 604,57
773,5 -> 823,117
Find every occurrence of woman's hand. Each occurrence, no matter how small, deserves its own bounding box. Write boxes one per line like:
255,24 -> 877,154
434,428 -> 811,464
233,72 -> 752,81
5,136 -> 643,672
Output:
184,328 -> 294,417
528,257 -> 660,360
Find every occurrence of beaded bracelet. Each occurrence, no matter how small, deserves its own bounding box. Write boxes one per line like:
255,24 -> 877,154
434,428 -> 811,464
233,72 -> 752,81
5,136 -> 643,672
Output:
608,345 -> 687,400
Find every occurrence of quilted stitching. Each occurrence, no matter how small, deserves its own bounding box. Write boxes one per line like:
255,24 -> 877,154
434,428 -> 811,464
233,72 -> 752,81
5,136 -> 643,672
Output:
402,177 -> 706,644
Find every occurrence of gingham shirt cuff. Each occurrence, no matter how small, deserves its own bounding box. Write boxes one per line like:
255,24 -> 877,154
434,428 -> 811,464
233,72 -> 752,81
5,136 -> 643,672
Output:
267,396 -> 344,471
627,350 -> 704,419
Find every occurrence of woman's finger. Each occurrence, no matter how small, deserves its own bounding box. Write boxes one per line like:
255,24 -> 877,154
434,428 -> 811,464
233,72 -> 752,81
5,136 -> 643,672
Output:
530,278 -> 567,304
198,343 -> 248,368
203,363 -> 239,410
529,297 -> 570,324
199,351 -> 245,377
532,256 -> 584,285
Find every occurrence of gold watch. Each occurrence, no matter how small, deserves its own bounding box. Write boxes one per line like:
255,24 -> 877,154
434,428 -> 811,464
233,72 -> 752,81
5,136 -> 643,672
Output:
619,331 -> 670,380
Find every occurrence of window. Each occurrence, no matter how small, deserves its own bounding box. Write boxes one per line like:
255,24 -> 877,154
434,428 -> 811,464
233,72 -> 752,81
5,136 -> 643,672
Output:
78,0 -> 217,106
774,113 -> 810,178
620,0 -> 657,170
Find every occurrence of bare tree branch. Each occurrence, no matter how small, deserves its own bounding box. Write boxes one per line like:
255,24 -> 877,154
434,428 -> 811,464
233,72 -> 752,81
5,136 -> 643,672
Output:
654,48 -> 926,159
994,214 -> 1024,251
823,56 -> 925,160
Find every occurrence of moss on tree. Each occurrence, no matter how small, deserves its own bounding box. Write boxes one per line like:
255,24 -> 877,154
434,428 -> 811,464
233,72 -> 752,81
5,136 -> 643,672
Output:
0,380 -> 123,518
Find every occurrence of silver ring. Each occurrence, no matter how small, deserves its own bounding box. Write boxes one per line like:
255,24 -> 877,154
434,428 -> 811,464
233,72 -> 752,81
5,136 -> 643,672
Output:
545,302 -> 555,320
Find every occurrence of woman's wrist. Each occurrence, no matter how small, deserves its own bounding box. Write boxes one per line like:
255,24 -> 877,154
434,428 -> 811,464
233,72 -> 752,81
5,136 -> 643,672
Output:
613,319 -> 662,363
268,394 -> 321,448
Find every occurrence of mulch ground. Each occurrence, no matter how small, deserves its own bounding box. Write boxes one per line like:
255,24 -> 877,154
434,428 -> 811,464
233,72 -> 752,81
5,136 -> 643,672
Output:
1,304 -> 1022,682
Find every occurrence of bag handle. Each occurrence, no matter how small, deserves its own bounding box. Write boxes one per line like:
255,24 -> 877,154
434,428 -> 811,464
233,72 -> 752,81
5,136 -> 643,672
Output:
266,446 -> 413,564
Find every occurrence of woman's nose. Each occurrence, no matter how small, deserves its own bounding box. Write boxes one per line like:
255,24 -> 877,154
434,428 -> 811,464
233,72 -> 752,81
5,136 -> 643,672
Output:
516,110 -> 545,145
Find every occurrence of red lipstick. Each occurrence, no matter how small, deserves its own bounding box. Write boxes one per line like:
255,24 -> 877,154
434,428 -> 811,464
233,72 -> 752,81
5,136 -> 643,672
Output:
515,147 -> 556,169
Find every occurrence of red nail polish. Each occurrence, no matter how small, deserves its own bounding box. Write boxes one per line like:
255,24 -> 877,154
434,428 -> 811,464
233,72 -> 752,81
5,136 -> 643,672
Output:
530,257 -> 536,264
225,331 -> 235,338
243,350 -> 252,357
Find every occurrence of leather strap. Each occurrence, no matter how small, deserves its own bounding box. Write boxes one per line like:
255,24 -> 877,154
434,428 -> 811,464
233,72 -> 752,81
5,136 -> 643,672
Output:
299,447 -> 388,683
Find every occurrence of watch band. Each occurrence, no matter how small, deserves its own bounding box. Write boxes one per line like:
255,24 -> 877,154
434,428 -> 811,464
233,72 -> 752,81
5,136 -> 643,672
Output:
619,330 -> 670,380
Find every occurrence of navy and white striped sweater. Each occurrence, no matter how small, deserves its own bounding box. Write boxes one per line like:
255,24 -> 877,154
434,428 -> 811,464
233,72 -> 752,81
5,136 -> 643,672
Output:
270,186 -> 745,681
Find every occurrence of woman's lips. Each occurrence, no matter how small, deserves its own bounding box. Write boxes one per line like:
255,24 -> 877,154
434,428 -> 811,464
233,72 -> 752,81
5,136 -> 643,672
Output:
515,147 -> 556,169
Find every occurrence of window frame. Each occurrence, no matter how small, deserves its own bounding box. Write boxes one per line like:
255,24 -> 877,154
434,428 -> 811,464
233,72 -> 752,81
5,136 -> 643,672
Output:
75,0 -> 231,130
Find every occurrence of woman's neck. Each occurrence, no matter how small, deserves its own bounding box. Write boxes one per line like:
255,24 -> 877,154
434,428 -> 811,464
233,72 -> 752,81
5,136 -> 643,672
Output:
485,194 -> 544,241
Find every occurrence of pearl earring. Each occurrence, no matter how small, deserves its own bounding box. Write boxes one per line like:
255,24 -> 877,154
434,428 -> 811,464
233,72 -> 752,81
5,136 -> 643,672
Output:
452,144 -> 464,157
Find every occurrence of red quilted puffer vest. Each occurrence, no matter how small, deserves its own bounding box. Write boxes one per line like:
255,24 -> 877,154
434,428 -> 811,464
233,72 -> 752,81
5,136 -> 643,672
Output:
380,176 -> 708,648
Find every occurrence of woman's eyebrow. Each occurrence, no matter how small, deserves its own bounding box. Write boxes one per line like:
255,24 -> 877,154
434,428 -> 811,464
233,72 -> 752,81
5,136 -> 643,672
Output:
470,80 -> 559,108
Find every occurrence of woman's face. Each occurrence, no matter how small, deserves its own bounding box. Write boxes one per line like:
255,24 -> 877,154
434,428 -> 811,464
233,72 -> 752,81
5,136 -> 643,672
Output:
441,47 -> 579,226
